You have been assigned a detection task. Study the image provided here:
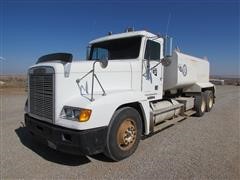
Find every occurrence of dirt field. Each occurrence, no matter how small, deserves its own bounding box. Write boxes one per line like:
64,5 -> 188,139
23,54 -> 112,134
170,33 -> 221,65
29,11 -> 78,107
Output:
0,75 -> 27,89
0,85 -> 239,179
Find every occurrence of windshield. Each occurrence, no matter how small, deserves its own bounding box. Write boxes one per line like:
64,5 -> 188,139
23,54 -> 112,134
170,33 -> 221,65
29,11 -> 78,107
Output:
89,36 -> 142,60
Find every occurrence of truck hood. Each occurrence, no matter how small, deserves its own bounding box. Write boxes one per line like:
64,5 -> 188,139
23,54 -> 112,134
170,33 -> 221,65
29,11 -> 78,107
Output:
30,60 -> 96,74
30,60 -> 133,93
28,60 -> 135,129
31,60 -> 131,74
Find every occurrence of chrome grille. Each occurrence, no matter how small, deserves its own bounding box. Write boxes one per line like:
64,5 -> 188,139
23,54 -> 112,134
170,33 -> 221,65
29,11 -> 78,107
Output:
29,67 -> 54,122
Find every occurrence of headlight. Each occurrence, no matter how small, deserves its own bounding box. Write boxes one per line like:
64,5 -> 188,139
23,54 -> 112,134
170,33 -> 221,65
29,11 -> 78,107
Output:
61,106 -> 92,122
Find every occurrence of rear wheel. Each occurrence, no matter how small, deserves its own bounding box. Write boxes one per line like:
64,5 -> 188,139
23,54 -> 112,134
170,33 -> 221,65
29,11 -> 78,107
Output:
204,90 -> 214,112
104,107 -> 142,161
194,93 -> 206,117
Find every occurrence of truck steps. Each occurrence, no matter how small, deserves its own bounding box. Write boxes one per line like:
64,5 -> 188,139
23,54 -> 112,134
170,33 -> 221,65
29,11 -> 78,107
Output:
152,110 -> 196,133
153,115 -> 186,132
184,109 -> 196,116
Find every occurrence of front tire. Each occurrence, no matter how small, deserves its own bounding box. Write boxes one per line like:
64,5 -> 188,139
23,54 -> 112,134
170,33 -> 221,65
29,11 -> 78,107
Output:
104,107 -> 142,161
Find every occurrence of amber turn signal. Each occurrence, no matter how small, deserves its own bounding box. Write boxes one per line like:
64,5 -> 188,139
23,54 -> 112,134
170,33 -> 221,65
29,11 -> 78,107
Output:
79,109 -> 92,122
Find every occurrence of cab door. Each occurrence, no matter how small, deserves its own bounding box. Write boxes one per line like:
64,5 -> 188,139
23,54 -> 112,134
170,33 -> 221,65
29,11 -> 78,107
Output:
142,39 -> 163,98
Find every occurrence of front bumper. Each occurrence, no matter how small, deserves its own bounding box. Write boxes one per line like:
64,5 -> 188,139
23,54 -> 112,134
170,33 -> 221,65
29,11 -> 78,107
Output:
25,114 -> 108,155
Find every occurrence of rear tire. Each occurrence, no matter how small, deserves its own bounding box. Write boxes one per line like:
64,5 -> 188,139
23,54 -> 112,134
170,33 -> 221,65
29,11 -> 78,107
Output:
203,90 -> 214,112
194,93 -> 206,117
104,107 -> 142,161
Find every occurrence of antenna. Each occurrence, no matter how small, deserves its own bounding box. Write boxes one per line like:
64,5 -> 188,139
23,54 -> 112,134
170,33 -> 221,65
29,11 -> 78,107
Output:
165,12 -> 172,36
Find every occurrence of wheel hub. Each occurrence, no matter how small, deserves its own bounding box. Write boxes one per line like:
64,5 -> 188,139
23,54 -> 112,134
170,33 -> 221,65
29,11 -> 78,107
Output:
117,119 -> 137,150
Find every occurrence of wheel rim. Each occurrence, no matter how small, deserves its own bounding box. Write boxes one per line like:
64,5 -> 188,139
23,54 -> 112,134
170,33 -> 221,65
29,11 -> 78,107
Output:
117,118 -> 137,151
201,99 -> 206,112
208,96 -> 213,109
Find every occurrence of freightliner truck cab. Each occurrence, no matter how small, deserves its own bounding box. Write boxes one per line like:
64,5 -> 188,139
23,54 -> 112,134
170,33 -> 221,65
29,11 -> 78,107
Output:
25,30 -> 215,161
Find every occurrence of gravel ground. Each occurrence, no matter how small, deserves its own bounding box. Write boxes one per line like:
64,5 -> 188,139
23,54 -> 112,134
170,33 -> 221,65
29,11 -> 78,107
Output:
1,85 -> 239,179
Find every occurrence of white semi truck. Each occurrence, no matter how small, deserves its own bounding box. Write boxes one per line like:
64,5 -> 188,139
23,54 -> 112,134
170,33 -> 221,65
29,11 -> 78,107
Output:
24,30 -> 215,161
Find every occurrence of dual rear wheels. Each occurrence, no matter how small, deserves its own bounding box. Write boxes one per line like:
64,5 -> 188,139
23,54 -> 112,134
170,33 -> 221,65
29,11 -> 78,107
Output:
194,90 -> 214,117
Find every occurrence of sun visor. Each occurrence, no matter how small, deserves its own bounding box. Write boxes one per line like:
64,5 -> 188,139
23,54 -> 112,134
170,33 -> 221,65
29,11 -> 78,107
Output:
36,53 -> 73,64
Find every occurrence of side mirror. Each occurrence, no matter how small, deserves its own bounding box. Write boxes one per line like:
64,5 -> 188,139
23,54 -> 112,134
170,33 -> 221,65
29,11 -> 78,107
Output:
164,36 -> 173,57
161,57 -> 171,66
99,59 -> 108,69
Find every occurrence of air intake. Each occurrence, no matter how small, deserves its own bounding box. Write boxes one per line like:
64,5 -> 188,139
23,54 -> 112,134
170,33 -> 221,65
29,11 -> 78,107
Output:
125,27 -> 134,32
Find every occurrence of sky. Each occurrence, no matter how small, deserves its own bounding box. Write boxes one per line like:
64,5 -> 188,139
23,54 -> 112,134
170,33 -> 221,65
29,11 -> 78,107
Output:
0,0 -> 239,76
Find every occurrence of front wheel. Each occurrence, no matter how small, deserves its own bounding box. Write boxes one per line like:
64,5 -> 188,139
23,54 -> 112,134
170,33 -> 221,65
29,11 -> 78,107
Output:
104,107 -> 142,161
